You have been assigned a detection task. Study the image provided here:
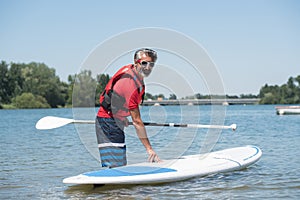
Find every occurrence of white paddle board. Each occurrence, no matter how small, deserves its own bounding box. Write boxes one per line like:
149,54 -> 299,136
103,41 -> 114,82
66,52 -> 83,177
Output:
63,145 -> 262,185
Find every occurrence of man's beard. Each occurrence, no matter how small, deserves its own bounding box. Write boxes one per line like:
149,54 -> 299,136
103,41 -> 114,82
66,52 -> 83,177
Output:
138,68 -> 151,77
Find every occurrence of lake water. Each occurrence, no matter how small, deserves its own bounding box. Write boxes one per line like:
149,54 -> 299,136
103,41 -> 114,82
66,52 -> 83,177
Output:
0,105 -> 299,199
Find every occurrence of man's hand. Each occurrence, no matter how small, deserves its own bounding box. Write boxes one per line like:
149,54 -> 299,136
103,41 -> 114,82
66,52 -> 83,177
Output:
147,149 -> 161,163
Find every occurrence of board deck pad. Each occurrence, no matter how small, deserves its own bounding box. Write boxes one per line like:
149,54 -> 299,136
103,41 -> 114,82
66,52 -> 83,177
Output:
63,145 -> 262,185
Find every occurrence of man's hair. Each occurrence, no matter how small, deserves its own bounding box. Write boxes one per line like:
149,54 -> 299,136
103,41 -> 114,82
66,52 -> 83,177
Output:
134,48 -> 157,62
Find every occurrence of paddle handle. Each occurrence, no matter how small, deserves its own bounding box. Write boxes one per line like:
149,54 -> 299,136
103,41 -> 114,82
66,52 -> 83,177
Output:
128,122 -> 236,130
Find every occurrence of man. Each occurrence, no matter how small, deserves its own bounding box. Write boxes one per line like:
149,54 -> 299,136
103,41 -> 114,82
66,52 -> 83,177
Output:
96,48 -> 161,168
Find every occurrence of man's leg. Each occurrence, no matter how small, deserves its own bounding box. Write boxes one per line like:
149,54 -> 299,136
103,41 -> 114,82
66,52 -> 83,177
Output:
95,117 -> 127,168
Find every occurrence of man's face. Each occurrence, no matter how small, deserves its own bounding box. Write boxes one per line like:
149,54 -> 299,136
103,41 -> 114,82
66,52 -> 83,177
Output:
136,54 -> 155,77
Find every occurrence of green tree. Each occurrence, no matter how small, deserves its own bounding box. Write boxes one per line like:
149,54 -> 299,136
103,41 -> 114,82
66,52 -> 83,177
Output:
259,76 -> 300,104
8,63 -> 24,98
21,62 -> 65,107
12,92 -> 50,109
60,81 -> 69,106
144,93 -> 154,100
155,94 -> 165,100
169,94 -> 177,100
240,94 -> 258,98
95,74 -> 110,106
72,70 -> 97,107
259,84 -> 280,104
295,75 -> 300,102
259,92 -> 276,104
0,61 -> 11,104
66,74 -> 76,105
194,93 -> 202,99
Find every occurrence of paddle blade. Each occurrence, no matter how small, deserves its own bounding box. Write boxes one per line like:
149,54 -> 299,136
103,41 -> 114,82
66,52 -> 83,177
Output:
36,116 -> 74,130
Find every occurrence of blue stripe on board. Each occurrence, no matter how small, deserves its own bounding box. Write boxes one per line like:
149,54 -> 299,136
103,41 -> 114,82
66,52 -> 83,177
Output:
83,166 -> 177,177
214,157 -> 242,167
243,146 -> 260,161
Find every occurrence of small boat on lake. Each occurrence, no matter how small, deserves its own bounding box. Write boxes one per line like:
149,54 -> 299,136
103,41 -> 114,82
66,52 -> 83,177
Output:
275,106 -> 300,115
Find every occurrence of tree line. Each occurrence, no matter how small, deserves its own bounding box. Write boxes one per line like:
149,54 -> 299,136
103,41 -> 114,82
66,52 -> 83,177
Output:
259,75 -> 300,104
0,61 -> 110,109
1,61 -> 299,109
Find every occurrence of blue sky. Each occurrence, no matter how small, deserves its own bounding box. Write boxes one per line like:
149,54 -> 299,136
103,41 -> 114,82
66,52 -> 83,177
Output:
1,0 -> 300,96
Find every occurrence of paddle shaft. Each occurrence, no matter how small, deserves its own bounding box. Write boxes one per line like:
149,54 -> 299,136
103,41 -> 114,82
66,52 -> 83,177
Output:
74,120 -> 235,129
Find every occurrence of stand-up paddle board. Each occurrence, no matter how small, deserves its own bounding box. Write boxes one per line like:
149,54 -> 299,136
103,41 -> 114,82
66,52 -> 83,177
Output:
63,145 -> 262,185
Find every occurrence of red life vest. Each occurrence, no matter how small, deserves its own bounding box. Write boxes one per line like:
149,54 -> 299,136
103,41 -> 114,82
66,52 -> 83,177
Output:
99,64 -> 145,116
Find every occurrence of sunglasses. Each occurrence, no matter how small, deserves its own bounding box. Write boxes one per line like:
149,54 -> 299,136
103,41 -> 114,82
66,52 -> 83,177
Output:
139,60 -> 155,67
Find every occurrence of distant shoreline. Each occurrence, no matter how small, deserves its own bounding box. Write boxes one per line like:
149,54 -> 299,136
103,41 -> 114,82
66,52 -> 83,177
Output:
142,98 -> 260,106
1,98 -> 261,110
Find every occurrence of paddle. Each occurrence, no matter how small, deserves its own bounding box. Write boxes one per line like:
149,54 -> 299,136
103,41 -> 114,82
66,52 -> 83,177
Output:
36,116 -> 237,131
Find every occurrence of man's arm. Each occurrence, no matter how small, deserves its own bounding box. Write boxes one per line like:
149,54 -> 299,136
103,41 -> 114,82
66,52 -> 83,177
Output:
129,108 -> 161,162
